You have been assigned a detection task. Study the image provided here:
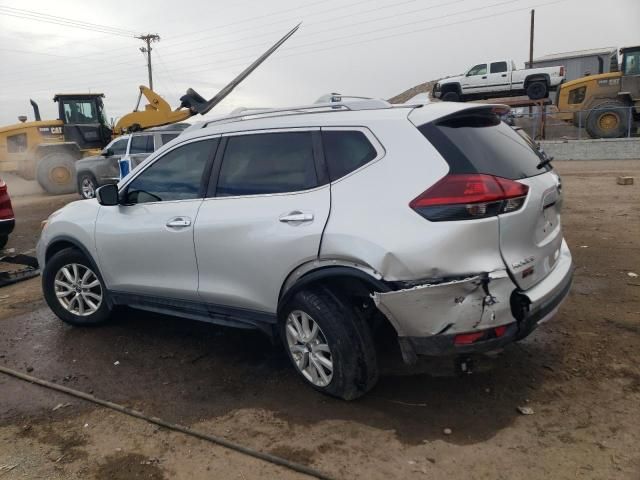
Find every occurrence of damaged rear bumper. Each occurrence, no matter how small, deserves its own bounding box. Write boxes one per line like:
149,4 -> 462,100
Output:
372,240 -> 573,361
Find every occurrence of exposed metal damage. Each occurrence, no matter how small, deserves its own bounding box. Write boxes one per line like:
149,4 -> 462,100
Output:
372,270 -> 516,338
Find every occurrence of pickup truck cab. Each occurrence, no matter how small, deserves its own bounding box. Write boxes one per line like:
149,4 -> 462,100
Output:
433,60 -> 565,102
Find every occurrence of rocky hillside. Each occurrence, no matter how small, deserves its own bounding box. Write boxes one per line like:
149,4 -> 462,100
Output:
388,80 -> 437,104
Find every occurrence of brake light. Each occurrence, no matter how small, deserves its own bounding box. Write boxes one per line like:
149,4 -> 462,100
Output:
410,174 -> 528,221
0,180 -> 14,220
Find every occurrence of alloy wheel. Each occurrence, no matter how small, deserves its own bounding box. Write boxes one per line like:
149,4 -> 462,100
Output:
81,177 -> 96,199
285,310 -> 334,387
54,263 -> 103,316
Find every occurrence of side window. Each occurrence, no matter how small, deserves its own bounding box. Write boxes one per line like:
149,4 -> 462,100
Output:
125,139 -> 216,204
322,130 -> 377,181
7,133 -> 27,153
216,132 -> 317,197
490,61 -> 508,74
467,64 -> 487,76
129,135 -> 154,154
109,138 -> 128,155
161,133 -> 179,145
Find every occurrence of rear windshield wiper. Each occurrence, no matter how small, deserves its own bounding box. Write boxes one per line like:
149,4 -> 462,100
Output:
537,155 -> 554,170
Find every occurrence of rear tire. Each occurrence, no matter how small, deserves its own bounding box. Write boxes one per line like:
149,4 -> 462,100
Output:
442,91 -> 460,102
37,152 -> 77,195
585,101 -> 629,138
526,81 -> 548,100
280,288 -> 378,400
42,248 -> 111,326
77,172 -> 98,199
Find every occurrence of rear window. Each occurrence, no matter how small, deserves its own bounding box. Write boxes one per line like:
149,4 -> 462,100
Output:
321,130 -> 377,181
418,110 -> 546,179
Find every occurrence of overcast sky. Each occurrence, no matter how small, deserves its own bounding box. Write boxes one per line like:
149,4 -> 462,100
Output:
0,0 -> 637,126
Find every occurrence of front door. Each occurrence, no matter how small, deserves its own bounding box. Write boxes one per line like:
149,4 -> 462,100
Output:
461,63 -> 488,95
194,130 -> 330,315
95,138 -> 218,300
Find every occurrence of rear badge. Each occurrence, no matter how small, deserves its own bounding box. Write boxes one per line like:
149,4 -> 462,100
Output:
512,256 -> 535,269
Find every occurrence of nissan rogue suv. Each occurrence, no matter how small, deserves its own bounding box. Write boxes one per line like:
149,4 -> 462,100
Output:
37,99 -> 573,400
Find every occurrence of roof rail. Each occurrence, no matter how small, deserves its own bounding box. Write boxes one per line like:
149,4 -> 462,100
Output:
202,98 -> 394,128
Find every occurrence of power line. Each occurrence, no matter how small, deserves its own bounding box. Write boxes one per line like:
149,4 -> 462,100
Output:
0,6 -> 137,37
2,0 -> 568,94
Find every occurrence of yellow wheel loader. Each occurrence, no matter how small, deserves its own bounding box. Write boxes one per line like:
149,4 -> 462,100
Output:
0,24 -> 299,194
556,46 -> 640,138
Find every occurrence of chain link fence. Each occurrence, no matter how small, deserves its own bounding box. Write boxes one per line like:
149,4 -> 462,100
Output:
508,105 -> 637,141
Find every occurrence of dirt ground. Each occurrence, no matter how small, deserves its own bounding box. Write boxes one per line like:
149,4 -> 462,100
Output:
0,160 -> 639,479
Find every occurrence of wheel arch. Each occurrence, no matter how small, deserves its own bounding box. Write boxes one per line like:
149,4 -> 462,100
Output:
440,82 -> 461,94
36,142 -> 82,160
45,235 -> 99,271
277,263 -> 391,318
524,74 -> 550,87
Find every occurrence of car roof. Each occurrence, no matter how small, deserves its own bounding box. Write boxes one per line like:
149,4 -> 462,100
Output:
175,99 -> 489,143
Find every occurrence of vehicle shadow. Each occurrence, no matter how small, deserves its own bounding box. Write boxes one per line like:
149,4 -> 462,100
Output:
8,306 -> 561,446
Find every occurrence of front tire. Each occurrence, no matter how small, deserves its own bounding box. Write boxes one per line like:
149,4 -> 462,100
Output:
585,101 -> 629,138
77,172 -> 98,199
37,152 -> 77,195
42,248 -> 111,326
280,288 -> 378,400
441,91 -> 460,102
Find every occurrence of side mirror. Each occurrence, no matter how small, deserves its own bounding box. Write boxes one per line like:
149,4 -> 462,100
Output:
102,148 -> 114,157
95,184 -> 119,206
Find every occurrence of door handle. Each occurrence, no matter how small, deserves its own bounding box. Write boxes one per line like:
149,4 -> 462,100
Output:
482,76 -> 487,79
279,211 -> 314,223
501,73 -> 507,77
166,217 -> 191,228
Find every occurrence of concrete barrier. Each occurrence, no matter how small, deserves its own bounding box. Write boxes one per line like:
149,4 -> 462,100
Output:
539,138 -> 640,161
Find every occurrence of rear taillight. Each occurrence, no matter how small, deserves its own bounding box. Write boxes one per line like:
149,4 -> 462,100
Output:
410,174 -> 528,221
0,180 -> 14,220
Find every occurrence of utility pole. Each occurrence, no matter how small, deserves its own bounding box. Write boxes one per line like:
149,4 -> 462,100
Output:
529,9 -> 535,68
136,33 -> 160,90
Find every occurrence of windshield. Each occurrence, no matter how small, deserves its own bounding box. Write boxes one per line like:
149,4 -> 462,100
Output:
62,100 -> 100,124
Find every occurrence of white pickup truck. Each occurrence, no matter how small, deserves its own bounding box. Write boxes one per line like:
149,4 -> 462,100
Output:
432,60 -> 565,102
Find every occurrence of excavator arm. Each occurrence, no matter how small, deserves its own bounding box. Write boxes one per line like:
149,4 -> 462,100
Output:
113,23 -> 300,136
113,86 -> 192,135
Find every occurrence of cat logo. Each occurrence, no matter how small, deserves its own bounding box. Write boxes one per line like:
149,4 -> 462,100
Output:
597,78 -> 620,87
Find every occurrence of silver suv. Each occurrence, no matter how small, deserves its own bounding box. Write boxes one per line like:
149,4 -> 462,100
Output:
75,128 -> 184,199
37,99 -> 573,400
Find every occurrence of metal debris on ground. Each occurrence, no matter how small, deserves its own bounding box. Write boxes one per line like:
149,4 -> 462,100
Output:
443,428 -> 452,435
0,252 -> 39,288
628,272 -> 638,278
517,406 -> 535,415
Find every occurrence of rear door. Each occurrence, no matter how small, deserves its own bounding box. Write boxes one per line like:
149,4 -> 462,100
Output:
127,133 -> 155,169
194,129 -> 330,314
486,61 -> 511,93
417,108 -> 563,290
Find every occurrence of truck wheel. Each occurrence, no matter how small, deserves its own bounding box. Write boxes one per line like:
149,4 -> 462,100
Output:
526,81 -> 548,100
280,288 -> 378,400
442,91 -> 460,102
585,102 -> 630,138
36,152 -> 77,195
77,172 -> 98,199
